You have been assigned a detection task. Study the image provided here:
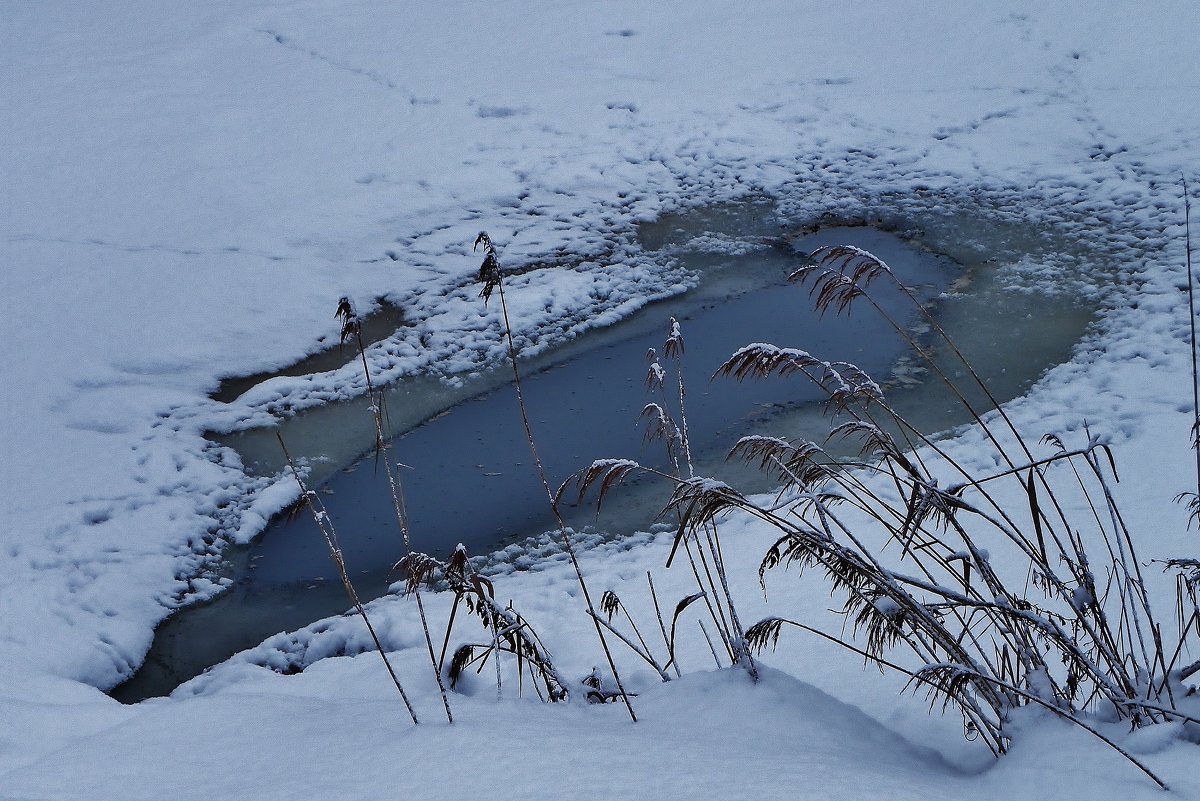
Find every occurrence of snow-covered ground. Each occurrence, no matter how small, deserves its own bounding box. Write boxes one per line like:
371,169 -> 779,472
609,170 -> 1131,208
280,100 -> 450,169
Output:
3,1 -> 1199,798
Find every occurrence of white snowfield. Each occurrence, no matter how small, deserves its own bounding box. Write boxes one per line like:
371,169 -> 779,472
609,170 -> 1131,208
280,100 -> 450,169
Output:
2,1 -> 1199,798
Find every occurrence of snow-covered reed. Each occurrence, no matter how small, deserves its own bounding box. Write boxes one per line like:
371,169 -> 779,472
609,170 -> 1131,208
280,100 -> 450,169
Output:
575,234 -> 1200,789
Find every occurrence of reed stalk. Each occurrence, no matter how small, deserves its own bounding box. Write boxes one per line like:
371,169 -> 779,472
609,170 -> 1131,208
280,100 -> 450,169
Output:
336,298 -> 453,723
277,434 -> 419,724
475,232 -> 637,721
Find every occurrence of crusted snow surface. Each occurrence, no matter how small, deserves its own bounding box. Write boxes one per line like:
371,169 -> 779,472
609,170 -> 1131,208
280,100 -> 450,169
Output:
3,0 -> 1200,798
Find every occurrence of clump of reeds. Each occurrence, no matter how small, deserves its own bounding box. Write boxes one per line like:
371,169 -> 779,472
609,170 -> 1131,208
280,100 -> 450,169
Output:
572,319 -> 759,683
594,580 -> 713,680
573,234 -> 1200,789
397,545 -> 569,702
278,289 -> 581,717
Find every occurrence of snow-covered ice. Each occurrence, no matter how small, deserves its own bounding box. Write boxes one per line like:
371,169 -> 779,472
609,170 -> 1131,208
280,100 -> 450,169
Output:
3,0 -> 1199,798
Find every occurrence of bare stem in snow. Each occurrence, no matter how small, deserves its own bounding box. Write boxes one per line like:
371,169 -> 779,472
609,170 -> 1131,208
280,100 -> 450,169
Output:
337,298 -> 453,724
475,232 -> 637,721
1183,177 -> 1200,524
277,433 -> 419,725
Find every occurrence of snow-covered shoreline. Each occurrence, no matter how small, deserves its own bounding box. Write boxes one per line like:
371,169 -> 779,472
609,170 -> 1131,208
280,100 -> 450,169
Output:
3,1 -> 1199,797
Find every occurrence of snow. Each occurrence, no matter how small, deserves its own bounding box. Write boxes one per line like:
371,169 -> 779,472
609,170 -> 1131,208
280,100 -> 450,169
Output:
3,0 -> 1200,798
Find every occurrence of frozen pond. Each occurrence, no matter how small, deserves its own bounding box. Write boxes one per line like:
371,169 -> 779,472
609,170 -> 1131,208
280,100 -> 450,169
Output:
112,211 -> 1096,702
